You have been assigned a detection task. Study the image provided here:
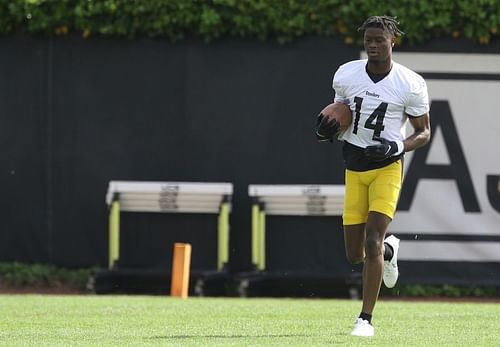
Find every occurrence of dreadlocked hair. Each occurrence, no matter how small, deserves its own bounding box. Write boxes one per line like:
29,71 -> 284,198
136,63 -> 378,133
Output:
358,15 -> 405,37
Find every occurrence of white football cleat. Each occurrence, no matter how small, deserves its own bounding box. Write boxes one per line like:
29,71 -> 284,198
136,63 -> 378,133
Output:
351,318 -> 374,337
383,235 -> 400,288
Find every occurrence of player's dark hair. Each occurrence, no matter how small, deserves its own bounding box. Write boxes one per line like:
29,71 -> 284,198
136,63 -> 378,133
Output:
358,15 -> 405,37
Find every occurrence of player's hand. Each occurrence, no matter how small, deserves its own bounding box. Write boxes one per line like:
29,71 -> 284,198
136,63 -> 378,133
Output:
315,113 -> 340,142
364,137 -> 402,161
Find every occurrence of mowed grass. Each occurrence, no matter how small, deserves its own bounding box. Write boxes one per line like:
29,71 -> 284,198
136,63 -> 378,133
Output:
0,295 -> 499,346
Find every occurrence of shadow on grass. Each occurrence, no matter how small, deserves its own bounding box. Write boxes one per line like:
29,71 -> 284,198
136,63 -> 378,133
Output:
149,334 -> 315,339
148,331 -> 349,340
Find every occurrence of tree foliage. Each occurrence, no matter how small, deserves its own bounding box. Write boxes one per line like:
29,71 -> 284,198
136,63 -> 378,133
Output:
1,0 -> 499,45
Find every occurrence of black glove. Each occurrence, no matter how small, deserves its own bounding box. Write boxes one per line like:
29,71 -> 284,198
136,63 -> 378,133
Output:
315,113 -> 340,142
364,137 -> 401,161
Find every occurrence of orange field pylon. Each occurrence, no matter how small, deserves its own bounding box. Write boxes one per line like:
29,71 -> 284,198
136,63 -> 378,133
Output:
170,243 -> 192,298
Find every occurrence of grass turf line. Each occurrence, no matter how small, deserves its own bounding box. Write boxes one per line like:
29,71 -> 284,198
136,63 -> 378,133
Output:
0,295 -> 499,346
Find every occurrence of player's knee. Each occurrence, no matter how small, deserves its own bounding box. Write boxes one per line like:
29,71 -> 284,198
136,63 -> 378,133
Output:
364,235 -> 383,258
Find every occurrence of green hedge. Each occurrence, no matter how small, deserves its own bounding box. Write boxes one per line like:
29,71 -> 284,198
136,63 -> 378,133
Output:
382,284 -> 500,298
0,262 -> 95,291
1,0 -> 499,45
1,262 -> 499,297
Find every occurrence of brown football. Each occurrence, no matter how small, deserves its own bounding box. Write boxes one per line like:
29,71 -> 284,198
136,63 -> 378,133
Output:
320,102 -> 352,132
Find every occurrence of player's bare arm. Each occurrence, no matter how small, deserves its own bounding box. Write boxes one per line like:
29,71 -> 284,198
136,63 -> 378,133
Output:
403,112 -> 431,152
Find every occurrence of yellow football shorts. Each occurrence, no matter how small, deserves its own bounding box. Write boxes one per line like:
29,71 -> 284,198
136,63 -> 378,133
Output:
343,160 -> 403,225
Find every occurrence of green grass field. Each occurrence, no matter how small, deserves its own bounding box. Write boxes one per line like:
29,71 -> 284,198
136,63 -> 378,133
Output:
0,295 -> 499,346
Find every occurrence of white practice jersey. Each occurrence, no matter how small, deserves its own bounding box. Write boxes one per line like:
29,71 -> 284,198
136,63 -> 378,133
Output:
333,59 -> 429,149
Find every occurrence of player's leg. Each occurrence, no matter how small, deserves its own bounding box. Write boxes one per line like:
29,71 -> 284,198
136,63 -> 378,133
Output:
360,211 -> 391,316
342,168 -> 369,264
359,161 -> 403,316
343,169 -> 375,337
369,160 -> 403,289
349,161 -> 402,337
343,224 -> 365,264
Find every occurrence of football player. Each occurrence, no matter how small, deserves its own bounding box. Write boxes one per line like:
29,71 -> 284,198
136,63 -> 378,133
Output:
316,15 -> 431,337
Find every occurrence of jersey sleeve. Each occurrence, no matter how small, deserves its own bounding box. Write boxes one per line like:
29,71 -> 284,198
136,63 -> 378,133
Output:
405,77 -> 430,117
332,68 -> 349,104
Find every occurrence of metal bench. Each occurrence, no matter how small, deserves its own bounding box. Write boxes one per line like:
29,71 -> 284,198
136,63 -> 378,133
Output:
105,181 -> 233,270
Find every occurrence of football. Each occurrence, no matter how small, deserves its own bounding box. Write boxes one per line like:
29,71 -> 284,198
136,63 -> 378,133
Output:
319,102 -> 352,131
